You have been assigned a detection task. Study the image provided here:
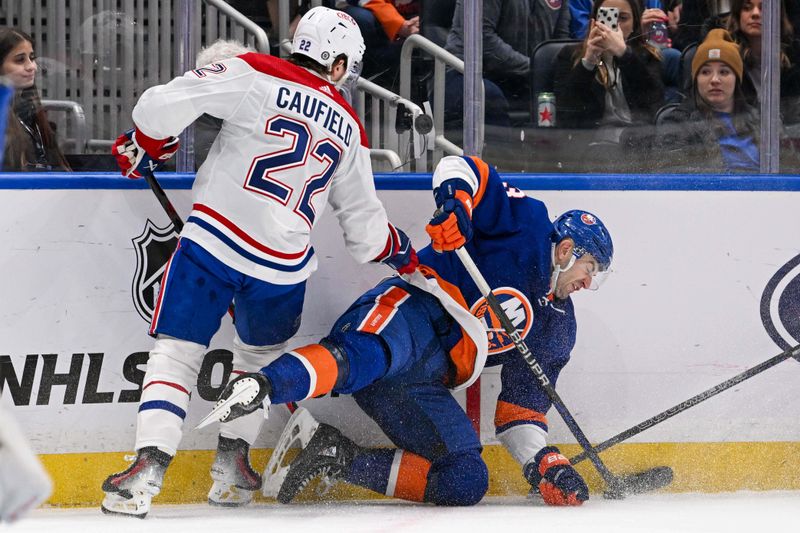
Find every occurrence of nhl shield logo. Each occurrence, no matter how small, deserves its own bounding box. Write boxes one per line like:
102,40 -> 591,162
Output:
760,253 -> 800,350
132,220 -> 179,322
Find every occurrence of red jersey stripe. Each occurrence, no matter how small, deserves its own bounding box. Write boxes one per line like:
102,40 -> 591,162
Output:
193,203 -> 308,260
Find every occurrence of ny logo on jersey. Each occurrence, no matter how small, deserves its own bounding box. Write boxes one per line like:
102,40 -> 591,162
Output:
470,288 -> 534,354
760,253 -> 800,350
131,220 -> 179,323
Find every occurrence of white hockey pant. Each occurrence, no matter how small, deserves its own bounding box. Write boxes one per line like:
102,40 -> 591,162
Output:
135,336 -> 206,456
218,334 -> 287,445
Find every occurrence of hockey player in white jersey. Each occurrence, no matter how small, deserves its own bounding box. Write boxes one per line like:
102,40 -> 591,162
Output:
101,6 -> 418,518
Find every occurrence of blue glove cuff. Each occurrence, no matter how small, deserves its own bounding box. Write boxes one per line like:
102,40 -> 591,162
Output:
433,178 -> 473,209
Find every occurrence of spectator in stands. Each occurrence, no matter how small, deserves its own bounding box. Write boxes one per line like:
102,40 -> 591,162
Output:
670,1 -> 732,51
336,1 -> 420,88
0,28 -> 69,171
656,29 -> 761,172
553,0 -> 664,133
443,0 -> 571,136
727,0 -> 800,124
571,1 -> 682,101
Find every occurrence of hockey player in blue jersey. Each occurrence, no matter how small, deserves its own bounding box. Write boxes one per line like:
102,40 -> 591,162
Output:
99,6 -> 418,518
204,154 -> 613,506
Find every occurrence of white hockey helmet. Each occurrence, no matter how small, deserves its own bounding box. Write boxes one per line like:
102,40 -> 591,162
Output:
291,6 -> 365,87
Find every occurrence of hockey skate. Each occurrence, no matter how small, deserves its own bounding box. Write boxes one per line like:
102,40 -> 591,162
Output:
269,408 -> 360,504
208,436 -> 262,507
100,446 -> 171,518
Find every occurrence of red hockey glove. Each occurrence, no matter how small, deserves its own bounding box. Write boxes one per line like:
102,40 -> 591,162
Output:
425,178 -> 474,252
374,223 -> 418,275
526,446 -> 589,506
113,127 -> 179,179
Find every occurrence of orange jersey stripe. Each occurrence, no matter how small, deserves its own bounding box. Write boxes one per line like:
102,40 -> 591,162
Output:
357,286 -> 410,334
494,400 -> 548,428
293,344 -> 338,398
417,264 -> 478,387
392,451 -> 431,502
466,156 -> 490,209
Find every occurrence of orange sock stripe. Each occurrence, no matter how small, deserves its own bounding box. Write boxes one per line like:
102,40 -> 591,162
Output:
292,344 -> 338,398
357,286 -> 410,334
494,400 -> 548,428
390,451 -> 431,502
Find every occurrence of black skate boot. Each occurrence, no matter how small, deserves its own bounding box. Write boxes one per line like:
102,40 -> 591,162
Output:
100,446 -> 172,518
277,423 -> 360,504
208,436 -> 262,507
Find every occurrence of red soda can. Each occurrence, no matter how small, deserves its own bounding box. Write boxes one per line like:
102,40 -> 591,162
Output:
537,92 -> 556,127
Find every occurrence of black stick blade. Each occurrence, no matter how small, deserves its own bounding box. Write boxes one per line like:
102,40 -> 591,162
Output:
604,466 -> 674,498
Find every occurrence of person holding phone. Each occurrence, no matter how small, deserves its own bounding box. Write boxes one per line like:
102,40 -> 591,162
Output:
553,0 -> 664,133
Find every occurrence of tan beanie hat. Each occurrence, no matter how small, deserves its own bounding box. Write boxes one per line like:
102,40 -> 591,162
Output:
692,29 -> 743,81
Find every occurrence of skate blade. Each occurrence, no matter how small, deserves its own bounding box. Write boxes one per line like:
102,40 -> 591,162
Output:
100,492 -> 150,518
262,407 -> 320,498
208,482 -> 254,507
195,380 -> 260,430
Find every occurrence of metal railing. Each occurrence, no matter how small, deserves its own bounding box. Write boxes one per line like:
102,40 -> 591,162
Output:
204,0 -> 270,53
1,0 -> 273,156
41,99 -> 87,154
278,39 -> 433,172
2,0 -> 432,171
399,34 -> 474,169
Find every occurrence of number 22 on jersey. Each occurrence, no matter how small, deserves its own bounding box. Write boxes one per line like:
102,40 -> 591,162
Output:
244,115 -> 342,228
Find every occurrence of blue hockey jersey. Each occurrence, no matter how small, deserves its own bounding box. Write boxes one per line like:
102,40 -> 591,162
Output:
417,156 -> 577,435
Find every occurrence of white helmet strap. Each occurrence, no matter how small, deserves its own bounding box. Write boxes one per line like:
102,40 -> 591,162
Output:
547,243 -> 576,296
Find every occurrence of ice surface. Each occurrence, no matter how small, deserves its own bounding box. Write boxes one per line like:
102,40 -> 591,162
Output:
5,492 -> 797,533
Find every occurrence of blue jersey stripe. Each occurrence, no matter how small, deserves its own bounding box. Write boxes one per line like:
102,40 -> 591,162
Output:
3,172 -> 800,191
186,216 -> 315,272
139,400 -> 187,419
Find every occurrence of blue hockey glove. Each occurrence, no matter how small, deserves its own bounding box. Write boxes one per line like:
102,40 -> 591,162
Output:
526,446 -> 589,506
425,178 -> 474,252
374,223 -> 418,275
113,127 -> 179,179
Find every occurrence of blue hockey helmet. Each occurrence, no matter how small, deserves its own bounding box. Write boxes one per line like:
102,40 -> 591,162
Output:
553,210 -> 614,272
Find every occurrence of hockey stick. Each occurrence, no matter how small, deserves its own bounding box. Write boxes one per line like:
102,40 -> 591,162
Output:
570,343 -> 800,465
143,171 -> 184,232
454,246 -> 672,498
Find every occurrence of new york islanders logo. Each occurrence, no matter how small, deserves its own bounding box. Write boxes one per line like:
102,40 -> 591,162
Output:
470,288 -> 534,354
760,253 -> 800,349
131,220 -> 179,323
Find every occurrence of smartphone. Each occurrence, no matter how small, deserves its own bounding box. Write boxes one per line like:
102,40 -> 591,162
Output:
647,20 -> 670,49
597,6 -> 619,31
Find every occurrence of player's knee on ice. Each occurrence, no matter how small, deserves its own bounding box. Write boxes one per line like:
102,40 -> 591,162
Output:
426,450 -> 488,506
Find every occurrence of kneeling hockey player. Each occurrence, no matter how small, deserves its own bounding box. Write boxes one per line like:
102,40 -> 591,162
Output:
206,155 -> 613,506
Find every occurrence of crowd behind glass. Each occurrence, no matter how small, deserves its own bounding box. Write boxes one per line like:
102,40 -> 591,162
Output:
1,0 -> 798,174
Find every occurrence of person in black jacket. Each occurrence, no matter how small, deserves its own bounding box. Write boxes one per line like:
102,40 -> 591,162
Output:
553,0 -> 665,133
727,0 -> 800,124
0,28 -> 70,172
656,29 -> 761,172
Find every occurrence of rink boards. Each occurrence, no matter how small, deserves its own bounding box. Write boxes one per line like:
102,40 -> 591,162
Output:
1,172 -> 799,505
